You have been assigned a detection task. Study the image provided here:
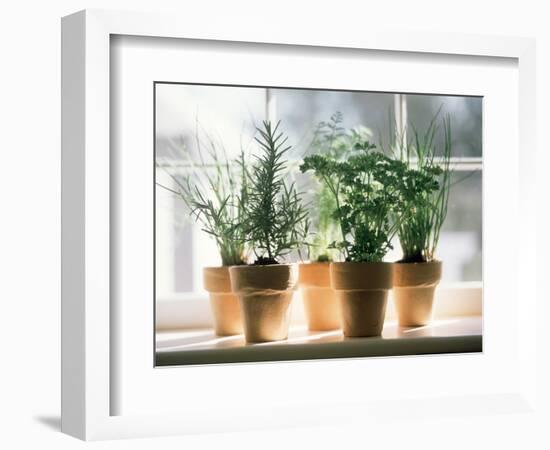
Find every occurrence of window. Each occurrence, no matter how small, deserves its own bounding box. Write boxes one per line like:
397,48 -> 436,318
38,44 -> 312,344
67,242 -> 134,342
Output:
155,84 -> 482,322
155,83 -> 265,297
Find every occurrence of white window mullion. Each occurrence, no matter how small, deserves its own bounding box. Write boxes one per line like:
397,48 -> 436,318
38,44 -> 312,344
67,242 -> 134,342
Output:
155,171 -> 176,296
394,93 -> 407,143
266,88 -> 277,123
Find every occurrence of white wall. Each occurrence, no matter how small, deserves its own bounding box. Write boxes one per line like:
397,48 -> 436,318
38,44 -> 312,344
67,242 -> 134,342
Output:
1,1 -> 548,449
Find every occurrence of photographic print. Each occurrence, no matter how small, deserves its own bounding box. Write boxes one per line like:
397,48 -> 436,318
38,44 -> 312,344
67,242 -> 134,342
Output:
154,83 -> 482,366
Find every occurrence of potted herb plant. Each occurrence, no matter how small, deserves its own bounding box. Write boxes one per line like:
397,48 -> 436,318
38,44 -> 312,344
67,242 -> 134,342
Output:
301,140 -> 407,337
229,121 -> 310,343
298,113 -> 371,331
391,113 -> 452,326
299,113 -> 344,331
156,137 -> 249,336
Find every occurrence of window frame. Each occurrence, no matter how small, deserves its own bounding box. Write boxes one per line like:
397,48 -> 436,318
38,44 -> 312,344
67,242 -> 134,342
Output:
155,90 -> 483,328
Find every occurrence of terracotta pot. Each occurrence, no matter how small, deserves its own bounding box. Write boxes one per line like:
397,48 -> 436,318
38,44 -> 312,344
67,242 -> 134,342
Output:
203,266 -> 242,336
299,262 -> 340,331
393,261 -> 442,327
229,264 -> 297,343
330,262 -> 393,337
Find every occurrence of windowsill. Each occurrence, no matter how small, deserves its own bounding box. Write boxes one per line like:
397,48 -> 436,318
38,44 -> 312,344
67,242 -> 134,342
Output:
155,316 -> 482,366
155,284 -> 483,330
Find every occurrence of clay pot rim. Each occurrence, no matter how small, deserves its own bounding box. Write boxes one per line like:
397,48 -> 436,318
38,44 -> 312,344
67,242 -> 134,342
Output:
299,261 -> 331,287
203,266 -> 233,293
230,263 -> 298,292
330,261 -> 393,290
392,259 -> 442,288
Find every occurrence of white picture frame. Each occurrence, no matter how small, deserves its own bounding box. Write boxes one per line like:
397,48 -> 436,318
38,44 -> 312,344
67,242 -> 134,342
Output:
61,9 -> 537,441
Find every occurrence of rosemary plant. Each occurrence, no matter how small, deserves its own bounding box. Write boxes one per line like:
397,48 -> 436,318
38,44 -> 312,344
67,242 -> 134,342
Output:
243,120 -> 310,265
391,113 -> 452,263
301,139 -> 409,263
155,128 -> 249,266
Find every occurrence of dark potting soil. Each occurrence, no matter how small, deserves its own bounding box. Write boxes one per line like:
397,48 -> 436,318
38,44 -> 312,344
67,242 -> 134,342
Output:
398,255 -> 429,263
253,257 -> 279,265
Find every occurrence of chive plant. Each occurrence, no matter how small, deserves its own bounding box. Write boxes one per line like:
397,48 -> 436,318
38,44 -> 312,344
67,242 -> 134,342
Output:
391,113 -> 452,263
